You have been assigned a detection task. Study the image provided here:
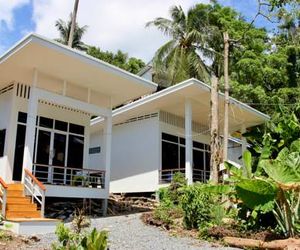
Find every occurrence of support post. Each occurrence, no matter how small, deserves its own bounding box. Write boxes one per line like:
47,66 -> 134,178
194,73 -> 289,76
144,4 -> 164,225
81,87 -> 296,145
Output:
185,99 -> 193,185
22,87 -> 38,181
103,113 -> 112,216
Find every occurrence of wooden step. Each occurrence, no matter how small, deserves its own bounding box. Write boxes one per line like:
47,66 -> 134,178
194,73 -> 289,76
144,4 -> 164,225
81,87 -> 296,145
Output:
7,190 -> 24,197
6,203 -> 37,211
6,197 -> 31,204
7,184 -> 24,191
6,210 -> 41,219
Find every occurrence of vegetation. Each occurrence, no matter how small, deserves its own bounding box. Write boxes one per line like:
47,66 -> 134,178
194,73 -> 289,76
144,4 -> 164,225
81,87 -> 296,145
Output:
87,46 -> 145,74
52,210 -> 108,250
148,1 -> 300,115
55,15 -> 145,74
55,14 -> 88,51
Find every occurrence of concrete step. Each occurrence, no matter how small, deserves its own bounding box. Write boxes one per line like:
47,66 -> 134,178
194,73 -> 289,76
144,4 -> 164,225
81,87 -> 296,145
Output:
2,218 -> 59,235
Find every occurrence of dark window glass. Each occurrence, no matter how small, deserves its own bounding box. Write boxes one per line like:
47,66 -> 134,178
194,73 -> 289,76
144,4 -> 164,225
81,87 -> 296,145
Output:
0,130 -> 6,157
162,133 -> 178,143
162,141 -> 178,170
13,124 -> 26,181
18,112 -> 27,123
55,120 -> 68,132
179,137 -> 185,145
205,152 -> 211,181
69,123 -> 84,135
193,141 -> 204,149
179,146 -> 185,168
193,150 -> 204,170
67,135 -> 84,168
89,147 -> 101,154
39,116 -> 53,129
205,144 -> 211,152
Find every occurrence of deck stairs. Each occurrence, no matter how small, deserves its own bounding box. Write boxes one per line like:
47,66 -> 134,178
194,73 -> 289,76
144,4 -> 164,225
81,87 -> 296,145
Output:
0,174 -> 59,235
2,183 -> 42,220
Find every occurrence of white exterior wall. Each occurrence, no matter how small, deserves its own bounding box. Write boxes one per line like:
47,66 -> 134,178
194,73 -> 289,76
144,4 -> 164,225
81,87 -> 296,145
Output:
228,140 -> 242,164
89,113 -> 244,194
91,116 -> 160,193
0,89 -> 14,181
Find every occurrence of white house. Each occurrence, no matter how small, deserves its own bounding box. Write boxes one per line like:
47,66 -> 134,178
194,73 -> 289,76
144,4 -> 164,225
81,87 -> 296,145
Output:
90,78 -> 269,194
0,33 -> 156,220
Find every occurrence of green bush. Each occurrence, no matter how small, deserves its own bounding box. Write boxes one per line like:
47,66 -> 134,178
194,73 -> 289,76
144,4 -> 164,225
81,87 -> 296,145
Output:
180,184 -> 215,229
52,223 -> 108,250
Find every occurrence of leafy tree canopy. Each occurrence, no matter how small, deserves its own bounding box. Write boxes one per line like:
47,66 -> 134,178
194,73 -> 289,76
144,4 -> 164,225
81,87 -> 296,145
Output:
87,46 -> 145,74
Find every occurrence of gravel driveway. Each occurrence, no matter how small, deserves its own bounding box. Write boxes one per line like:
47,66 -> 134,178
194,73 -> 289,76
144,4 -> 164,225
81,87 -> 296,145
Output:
25,213 -> 238,250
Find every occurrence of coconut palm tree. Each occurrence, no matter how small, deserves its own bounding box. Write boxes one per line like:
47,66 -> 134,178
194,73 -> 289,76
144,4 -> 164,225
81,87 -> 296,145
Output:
146,5 -> 213,86
55,14 -> 88,51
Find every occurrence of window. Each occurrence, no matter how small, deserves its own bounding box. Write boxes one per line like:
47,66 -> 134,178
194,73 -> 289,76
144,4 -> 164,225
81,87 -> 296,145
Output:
89,147 -> 101,154
0,129 -> 6,157
69,123 -> 84,135
67,135 -> 84,168
13,124 -> 26,181
39,116 -> 53,129
161,132 -> 211,182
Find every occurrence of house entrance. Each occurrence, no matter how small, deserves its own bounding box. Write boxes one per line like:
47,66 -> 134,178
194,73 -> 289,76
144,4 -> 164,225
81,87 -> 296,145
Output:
33,116 -> 85,184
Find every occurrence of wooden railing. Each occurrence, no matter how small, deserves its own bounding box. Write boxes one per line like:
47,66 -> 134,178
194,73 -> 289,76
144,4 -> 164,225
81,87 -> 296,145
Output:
32,164 -> 105,189
24,168 -> 46,217
159,168 -> 210,184
0,177 -> 8,218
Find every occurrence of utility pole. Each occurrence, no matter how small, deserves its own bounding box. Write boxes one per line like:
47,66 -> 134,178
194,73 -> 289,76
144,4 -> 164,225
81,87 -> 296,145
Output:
210,75 -> 221,184
68,0 -> 79,48
223,31 -> 230,162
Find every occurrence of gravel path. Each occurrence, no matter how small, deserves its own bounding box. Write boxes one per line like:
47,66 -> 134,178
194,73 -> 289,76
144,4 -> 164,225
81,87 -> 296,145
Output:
25,213 -> 238,250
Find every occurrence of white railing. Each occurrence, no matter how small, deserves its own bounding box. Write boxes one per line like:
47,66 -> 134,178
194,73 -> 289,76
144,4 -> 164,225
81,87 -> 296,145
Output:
32,164 -> 105,189
159,168 -> 210,184
0,177 -> 7,218
159,168 -> 186,183
24,168 -> 46,217
193,169 -> 210,183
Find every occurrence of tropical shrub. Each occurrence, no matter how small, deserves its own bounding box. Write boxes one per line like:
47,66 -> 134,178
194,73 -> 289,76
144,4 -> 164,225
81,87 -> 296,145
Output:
225,142 -> 300,237
52,223 -> 108,250
180,184 -> 213,229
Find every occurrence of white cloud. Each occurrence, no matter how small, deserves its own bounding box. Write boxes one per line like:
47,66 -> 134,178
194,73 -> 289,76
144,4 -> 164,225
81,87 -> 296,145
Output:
32,0 -> 207,61
0,0 -> 30,30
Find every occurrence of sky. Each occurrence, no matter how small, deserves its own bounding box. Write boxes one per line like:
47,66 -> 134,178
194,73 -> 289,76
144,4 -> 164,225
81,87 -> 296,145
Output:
0,0 -> 275,62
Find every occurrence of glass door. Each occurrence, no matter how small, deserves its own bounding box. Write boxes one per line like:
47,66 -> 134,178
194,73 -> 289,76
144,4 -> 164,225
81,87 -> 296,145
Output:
35,129 -> 52,182
52,133 -> 67,184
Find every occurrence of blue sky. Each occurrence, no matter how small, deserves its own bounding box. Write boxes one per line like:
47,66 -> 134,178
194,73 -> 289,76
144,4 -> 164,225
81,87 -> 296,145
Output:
0,0 -> 276,61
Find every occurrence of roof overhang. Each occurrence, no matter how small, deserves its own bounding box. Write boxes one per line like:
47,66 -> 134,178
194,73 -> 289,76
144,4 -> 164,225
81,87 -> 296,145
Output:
91,78 -> 269,133
0,33 -> 157,107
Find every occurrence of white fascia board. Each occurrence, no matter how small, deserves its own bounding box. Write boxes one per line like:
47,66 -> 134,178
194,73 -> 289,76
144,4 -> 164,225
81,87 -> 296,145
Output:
0,33 -> 158,91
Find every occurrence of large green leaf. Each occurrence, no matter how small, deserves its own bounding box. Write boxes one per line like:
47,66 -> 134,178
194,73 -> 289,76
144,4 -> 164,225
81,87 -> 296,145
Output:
261,158 -> 300,187
236,179 -> 278,212
290,139 -> 300,153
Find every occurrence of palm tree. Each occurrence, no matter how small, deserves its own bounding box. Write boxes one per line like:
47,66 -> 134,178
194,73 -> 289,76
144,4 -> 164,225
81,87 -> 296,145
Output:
68,0 -> 80,47
146,5 -> 212,86
55,14 -> 88,51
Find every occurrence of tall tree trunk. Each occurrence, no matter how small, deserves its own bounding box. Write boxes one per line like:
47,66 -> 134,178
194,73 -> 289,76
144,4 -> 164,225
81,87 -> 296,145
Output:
223,31 -> 230,162
68,0 -> 80,48
210,75 -> 221,184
